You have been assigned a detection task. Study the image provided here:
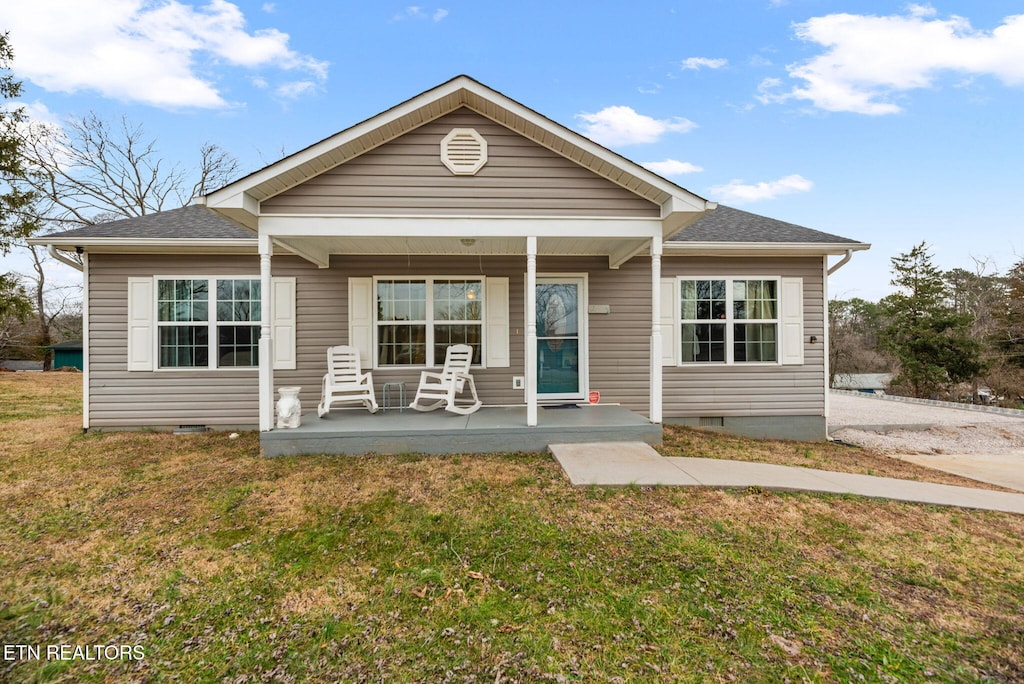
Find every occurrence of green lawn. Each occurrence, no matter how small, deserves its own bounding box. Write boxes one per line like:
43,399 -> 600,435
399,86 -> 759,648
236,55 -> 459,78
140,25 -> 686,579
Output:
1,373 -> 1022,683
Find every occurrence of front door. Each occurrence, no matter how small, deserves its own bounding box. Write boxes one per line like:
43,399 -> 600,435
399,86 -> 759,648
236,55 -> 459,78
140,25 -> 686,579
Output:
535,277 -> 586,401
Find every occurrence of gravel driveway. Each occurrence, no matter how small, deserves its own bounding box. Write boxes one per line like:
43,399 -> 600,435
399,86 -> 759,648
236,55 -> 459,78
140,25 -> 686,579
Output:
829,391 -> 1024,492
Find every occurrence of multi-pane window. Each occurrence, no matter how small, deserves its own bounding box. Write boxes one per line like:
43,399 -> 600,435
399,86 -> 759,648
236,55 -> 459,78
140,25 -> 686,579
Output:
679,278 -> 778,364
156,278 -> 260,369
216,279 -> 261,367
376,278 -> 483,366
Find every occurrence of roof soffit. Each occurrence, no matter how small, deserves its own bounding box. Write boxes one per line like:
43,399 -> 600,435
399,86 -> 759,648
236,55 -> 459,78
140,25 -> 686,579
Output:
203,76 -> 709,216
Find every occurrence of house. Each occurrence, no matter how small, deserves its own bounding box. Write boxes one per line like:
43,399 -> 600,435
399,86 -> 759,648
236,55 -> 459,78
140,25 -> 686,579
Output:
32,76 -> 868,453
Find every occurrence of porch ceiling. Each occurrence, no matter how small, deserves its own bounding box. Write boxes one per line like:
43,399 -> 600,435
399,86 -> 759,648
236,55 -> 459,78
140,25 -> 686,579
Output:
275,235 -> 650,263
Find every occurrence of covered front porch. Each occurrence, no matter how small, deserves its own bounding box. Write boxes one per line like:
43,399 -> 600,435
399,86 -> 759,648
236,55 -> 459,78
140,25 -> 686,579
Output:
260,403 -> 662,457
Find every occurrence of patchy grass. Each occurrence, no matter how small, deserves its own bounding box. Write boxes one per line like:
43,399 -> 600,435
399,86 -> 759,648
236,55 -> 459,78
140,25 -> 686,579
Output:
659,424 -> 1017,491
1,373 -> 1023,682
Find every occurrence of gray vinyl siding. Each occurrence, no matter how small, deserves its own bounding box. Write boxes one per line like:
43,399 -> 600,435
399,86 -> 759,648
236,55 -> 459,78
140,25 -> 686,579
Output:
260,109 -> 660,218
87,253 -> 823,428
89,254 -> 262,427
662,257 -> 826,418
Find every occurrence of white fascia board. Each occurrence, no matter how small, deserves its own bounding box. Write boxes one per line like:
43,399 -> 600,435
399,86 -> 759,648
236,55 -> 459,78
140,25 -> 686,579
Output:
204,75 -> 710,214
663,241 -> 871,257
460,80 -> 710,209
34,237 -> 258,254
260,214 -> 662,239
206,79 -> 471,206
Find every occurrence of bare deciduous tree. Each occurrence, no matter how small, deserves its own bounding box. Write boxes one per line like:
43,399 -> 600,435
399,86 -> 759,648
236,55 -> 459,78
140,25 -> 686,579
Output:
17,112 -> 239,233
10,111 -> 240,368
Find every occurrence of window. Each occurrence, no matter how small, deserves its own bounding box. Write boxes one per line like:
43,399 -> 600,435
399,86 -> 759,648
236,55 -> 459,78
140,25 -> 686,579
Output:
156,278 -> 260,369
375,278 -> 483,366
679,278 -> 778,364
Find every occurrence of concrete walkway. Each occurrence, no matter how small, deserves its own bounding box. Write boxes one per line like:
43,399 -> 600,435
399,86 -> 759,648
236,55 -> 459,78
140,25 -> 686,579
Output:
829,392 -> 1024,492
550,442 -> 1024,515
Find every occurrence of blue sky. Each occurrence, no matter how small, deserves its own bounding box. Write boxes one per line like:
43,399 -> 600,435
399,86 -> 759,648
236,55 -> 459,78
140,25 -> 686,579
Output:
3,0 -> 1024,301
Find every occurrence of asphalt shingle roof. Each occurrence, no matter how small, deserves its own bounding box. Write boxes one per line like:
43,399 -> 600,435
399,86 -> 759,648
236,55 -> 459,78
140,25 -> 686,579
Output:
668,205 -> 861,244
41,202 -> 861,247
40,204 -> 253,240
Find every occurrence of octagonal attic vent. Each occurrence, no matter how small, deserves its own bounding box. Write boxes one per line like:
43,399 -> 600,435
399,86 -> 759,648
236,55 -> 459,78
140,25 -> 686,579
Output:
441,128 -> 488,175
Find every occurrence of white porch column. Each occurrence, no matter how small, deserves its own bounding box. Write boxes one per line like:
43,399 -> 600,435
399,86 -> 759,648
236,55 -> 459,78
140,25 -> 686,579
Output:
258,234 -> 275,431
649,239 -> 663,423
526,236 -> 538,427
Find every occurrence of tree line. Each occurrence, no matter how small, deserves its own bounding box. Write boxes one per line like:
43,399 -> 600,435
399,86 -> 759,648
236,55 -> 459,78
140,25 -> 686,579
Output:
0,33 -> 237,369
831,242 -> 1024,408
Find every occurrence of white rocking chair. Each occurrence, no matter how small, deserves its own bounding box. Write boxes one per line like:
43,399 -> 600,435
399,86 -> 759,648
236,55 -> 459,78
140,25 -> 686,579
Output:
317,345 -> 379,417
409,344 -> 482,415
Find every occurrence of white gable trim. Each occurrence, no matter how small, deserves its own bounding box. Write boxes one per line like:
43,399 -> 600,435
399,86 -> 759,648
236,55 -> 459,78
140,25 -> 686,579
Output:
202,76 -> 712,226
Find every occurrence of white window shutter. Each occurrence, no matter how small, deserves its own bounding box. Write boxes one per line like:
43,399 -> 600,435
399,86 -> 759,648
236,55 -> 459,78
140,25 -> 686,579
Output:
127,277 -> 154,371
349,277 -> 374,367
780,277 -> 804,365
484,277 -> 510,368
659,278 -> 678,366
271,277 -> 296,370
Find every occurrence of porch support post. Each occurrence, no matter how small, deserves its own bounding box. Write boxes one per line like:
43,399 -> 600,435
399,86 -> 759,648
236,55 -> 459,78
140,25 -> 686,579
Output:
526,236 -> 538,427
649,239 -> 663,424
259,234 -> 275,432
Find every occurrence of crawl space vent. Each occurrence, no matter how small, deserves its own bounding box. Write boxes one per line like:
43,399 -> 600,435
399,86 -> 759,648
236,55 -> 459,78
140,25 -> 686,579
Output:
441,128 -> 488,175
174,424 -> 209,434
698,417 -> 725,428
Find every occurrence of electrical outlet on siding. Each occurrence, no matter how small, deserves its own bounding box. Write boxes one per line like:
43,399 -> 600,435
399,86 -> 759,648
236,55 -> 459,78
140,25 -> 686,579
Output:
513,377 -> 525,390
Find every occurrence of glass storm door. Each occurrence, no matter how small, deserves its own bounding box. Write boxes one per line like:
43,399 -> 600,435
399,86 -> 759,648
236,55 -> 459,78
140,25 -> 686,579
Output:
535,278 -> 585,400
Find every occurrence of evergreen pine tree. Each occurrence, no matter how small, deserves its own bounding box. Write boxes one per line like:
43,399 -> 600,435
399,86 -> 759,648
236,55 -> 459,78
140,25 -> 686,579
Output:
879,242 -> 985,397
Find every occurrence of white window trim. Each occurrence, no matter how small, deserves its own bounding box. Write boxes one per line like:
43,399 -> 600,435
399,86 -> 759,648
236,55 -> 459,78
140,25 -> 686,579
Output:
371,275 -> 489,370
153,275 -> 262,372
675,275 -> 782,367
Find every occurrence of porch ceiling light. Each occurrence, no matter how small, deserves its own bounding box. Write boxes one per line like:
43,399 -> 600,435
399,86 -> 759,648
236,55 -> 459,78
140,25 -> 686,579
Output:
460,238 -> 477,247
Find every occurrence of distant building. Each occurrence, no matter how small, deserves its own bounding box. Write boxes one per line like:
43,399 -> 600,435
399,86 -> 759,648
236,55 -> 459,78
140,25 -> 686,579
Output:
832,373 -> 891,394
47,340 -> 84,371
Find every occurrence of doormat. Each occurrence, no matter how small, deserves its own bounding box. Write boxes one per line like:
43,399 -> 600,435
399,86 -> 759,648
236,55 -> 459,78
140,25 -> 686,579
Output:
542,404 -> 581,409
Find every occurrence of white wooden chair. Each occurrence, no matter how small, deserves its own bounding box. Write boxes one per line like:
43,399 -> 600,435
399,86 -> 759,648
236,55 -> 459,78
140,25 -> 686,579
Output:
409,344 -> 482,415
317,345 -> 379,417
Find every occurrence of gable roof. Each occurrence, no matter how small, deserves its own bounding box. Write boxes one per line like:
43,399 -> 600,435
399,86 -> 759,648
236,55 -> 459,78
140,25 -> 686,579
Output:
32,202 -> 867,258
200,75 -> 713,233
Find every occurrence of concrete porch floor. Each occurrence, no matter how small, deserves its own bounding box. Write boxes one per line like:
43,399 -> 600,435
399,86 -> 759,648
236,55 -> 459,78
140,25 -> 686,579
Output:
260,404 -> 662,456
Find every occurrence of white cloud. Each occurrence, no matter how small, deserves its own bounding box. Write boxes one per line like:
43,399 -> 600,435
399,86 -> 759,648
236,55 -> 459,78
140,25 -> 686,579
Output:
0,0 -> 328,109
767,7 -> 1024,114
576,106 -> 697,146
681,57 -> 728,71
708,174 -> 813,204
275,80 -> 317,99
642,159 -> 704,176
392,6 -> 448,22
261,2 -> 275,13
